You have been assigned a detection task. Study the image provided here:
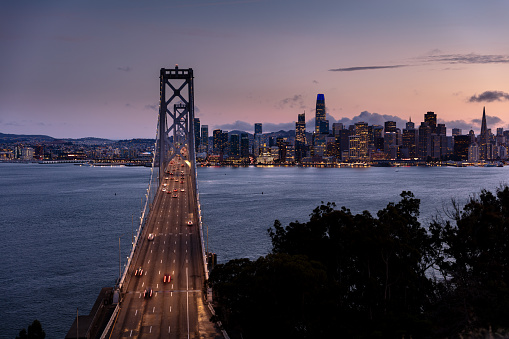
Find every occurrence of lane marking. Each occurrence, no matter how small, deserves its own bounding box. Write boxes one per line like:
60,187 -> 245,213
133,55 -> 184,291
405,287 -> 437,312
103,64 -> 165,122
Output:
130,330 -> 133,337
153,307 -> 155,313
135,310 -> 137,316
150,325 -> 152,333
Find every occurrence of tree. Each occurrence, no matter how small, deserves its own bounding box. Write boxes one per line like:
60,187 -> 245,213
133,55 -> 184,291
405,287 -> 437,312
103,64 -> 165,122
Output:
209,254 -> 332,338
429,185 -> 509,334
15,320 -> 45,339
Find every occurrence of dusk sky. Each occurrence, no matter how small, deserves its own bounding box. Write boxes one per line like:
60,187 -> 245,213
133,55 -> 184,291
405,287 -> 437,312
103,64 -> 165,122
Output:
2,0 -> 509,139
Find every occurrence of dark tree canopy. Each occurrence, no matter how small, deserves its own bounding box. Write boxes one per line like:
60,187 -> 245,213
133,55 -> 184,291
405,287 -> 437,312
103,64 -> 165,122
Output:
209,187 -> 509,338
15,320 -> 45,339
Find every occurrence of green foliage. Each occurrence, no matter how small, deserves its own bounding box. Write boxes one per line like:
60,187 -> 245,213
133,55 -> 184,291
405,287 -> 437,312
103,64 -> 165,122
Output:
210,187 -> 509,338
15,320 -> 45,339
268,191 -> 435,337
430,185 -> 509,334
209,254 -> 333,338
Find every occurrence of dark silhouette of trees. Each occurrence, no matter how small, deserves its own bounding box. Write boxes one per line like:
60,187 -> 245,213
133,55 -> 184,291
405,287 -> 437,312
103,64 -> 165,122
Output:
209,187 -> 509,338
15,320 -> 45,339
429,185 -> 509,336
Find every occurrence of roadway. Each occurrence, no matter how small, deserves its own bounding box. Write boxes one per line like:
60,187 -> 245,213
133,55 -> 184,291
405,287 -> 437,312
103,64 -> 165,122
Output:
109,156 -> 221,338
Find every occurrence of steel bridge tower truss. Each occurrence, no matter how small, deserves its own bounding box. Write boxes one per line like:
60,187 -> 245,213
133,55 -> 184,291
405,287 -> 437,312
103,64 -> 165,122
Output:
158,66 -> 196,184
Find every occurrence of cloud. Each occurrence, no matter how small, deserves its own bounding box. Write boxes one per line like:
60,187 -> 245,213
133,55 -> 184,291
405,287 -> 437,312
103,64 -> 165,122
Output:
117,66 -> 132,72
471,115 -> 503,126
215,120 -> 255,132
276,94 -> 306,110
469,91 -> 509,102
333,111 -> 408,130
330,52 -> 509,74
144,104 -> 158,111
424,53 -> 509,64
329,65 -> 408,72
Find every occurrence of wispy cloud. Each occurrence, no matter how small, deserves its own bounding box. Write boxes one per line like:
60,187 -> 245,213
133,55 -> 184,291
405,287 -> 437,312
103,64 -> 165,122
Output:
424,53 -> 509,64
144,104 -> 158,111
329,65 -> 408,72
330,52 -> 509,73
117,66 -> 132,72
276,94 -> 306,110
469,90 -> 509,102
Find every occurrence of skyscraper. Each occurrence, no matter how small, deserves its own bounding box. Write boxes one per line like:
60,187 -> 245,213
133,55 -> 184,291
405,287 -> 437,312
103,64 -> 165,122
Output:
254,123 -> 262,157
194,118 -> 201,152
424,112 -> 437,133
254,123 -> 262,135
315,94 -> 326,134
200,125 -> 208,153
479,106 -> 489,160
213,129 -> 222,153
295,112 -> 306,162
354,122 -> 369,159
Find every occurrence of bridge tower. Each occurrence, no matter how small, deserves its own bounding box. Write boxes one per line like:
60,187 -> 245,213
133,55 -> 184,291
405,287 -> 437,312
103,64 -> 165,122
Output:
158,65 -> 196,185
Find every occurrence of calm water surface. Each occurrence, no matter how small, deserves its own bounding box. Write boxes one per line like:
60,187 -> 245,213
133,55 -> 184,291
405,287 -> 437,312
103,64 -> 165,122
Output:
0,163 -> 508,338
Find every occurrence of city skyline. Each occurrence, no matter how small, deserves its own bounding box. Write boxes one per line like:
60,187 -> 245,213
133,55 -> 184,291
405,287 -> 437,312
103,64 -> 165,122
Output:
2,1 -> 509,139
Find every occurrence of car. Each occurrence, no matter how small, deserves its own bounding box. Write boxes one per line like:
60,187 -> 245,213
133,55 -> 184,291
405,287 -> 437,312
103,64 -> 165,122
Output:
163,183 -> 167,186
181,164 -> 184,167
135,267 -> 143,276
172,194 -> 178,198
175,179 -> 179,182
144,288 -> 153,298
180,189 -> 185,192
163,274 -> 171,283
166,190 -> 171,194
173,188 -> 178,192
148,233 -> 154,241
162,188 -> 166,192
187,220 -> 193,226
180,181 -> 184,184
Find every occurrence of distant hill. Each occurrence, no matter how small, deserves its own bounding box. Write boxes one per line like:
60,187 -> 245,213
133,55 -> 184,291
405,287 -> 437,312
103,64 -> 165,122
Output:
0,133 -> 55,143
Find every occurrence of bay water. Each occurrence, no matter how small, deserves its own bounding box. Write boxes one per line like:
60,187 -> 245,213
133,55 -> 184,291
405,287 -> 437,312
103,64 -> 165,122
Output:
1,163 -> 508,338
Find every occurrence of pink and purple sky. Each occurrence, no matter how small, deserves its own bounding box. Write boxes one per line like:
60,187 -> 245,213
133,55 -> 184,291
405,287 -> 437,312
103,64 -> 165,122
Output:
1,0 -> 509,139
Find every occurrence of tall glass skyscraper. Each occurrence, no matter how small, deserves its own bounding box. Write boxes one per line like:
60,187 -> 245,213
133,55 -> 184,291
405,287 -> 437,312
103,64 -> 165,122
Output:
295,112 -> 306,162
315,94 -> 326,134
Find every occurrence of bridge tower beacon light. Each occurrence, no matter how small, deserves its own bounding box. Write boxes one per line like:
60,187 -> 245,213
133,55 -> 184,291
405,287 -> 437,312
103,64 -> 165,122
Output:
157,65 -> 196,185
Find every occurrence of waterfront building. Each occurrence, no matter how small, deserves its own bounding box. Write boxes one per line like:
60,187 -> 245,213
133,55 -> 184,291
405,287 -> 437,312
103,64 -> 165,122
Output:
418,122 -> 431,160
295,112 -> 306,162
254,123 -> 262,157
348,135 -> 361,160
194,118 -> 201,152
312,133 -> 327,158
468,142 -> 479,163
384,121 -> 398,156
315,94 -> 326,134
453,135 -> 470,161
402,124 -> 418,159
355,122 -> 369,159
22,147 -> 34,161
200,125 -> 209,153
240,133 -> 249,159
229,134 -> 240,158
213,129 -> 222,153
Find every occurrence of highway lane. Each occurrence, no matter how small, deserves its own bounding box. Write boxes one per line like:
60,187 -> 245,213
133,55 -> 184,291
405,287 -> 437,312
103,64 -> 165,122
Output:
110,157 -> 220,338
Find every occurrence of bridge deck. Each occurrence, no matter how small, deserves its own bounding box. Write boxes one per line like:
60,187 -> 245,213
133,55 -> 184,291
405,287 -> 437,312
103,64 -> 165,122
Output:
109,157 -> 222,338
